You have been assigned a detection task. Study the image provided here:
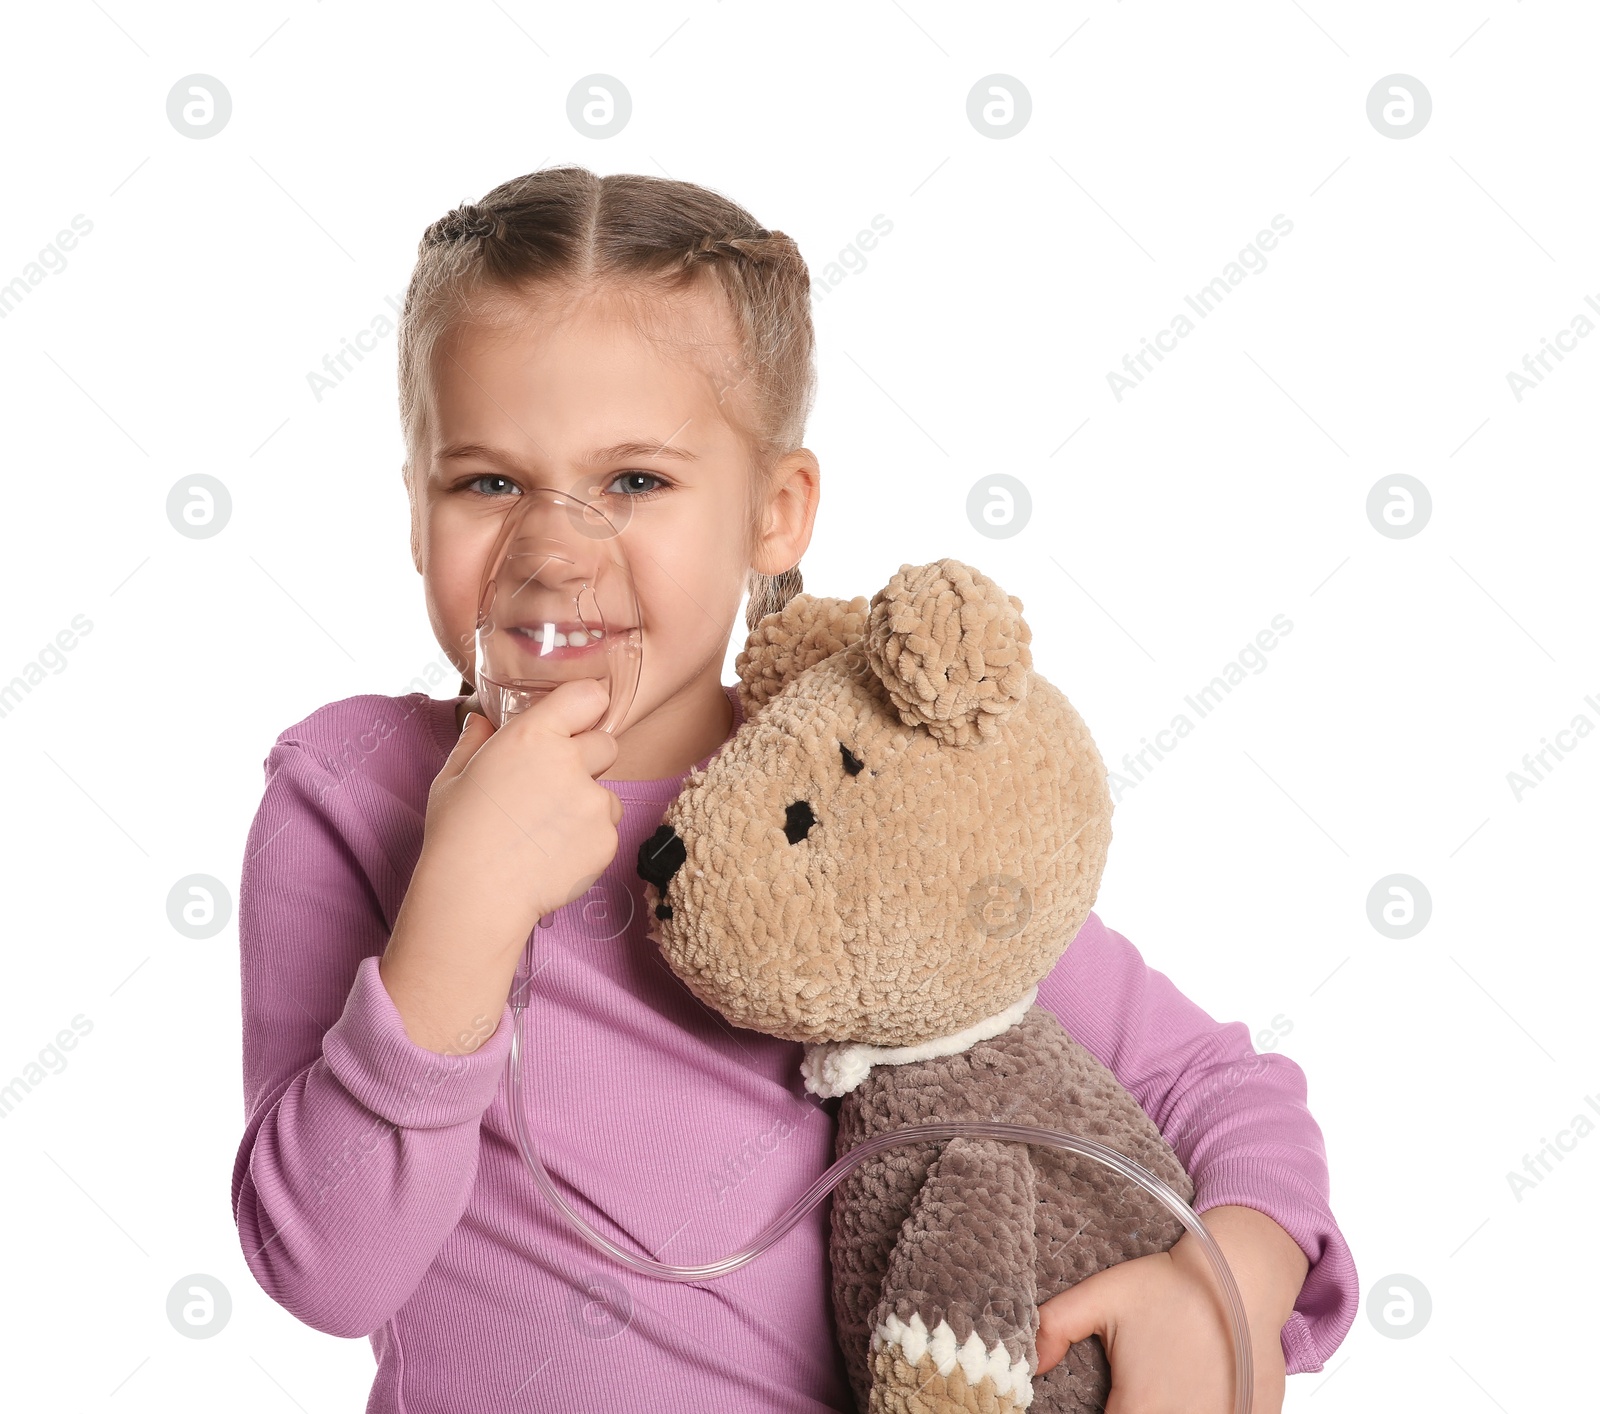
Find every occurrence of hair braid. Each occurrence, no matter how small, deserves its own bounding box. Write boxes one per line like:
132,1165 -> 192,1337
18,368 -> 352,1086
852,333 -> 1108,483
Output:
423,202 -> 507,245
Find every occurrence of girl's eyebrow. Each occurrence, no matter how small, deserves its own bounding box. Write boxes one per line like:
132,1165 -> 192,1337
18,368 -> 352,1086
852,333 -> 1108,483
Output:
437,439 -> 699,468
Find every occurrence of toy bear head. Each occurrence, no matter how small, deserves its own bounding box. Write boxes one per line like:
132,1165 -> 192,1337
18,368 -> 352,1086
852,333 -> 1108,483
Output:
636,558 -> 1112,1053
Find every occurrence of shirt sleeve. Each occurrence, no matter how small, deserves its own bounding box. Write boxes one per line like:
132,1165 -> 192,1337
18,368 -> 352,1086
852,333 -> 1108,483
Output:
1032,910 -> 1359,1375
231,735 -> 515,1338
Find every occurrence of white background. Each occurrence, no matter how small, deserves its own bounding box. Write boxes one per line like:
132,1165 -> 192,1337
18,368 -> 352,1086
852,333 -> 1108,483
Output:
1,1 -> 1594,1409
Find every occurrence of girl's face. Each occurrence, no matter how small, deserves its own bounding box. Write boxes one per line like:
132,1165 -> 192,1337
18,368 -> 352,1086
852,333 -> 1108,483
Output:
408,282 -> 815,774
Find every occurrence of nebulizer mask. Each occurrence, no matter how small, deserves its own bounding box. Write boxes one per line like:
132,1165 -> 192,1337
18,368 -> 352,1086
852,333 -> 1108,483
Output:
478,487 -> 1254,1412
472,482 -> 644,736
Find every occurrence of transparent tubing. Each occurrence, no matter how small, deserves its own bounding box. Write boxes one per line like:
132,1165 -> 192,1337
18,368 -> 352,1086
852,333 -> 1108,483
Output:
506,999 -> 1253,1412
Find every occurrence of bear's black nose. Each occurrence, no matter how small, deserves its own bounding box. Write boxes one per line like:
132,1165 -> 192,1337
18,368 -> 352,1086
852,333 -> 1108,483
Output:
784,800 -> 816,844
637,824 -> 686,918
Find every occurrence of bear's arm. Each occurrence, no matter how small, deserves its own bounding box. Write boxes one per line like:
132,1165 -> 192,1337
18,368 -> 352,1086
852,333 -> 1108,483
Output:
866,1136 -> 1039,1412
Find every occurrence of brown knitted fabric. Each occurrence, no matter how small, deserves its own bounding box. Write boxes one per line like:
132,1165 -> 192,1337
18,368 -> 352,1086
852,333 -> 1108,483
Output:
829,1007 -> 1192,1412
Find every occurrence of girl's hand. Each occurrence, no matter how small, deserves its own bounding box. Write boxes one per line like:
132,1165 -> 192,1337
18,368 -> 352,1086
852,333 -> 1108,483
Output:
380,679 -> 623,1053
1035,1204 -> 1307,1413
426,679 -> 623,933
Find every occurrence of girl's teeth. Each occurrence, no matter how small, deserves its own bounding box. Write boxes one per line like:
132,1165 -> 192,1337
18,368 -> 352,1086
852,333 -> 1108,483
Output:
517,626 -> 604,648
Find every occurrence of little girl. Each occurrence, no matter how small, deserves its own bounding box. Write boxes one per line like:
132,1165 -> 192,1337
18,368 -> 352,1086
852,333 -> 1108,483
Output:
233,166 -> 1358,1412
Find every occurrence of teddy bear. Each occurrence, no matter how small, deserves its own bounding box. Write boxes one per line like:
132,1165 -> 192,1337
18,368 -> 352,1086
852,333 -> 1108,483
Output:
635,558 -> 1197,1413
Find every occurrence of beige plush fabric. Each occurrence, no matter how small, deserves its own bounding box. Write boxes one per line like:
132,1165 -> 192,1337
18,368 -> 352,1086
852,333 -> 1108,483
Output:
637,560 -> 1193,1412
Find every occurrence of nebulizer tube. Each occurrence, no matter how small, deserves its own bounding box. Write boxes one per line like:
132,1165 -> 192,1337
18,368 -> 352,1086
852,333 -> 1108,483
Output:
475,490 -> 1253,1413
504,1018 -> 1254,1414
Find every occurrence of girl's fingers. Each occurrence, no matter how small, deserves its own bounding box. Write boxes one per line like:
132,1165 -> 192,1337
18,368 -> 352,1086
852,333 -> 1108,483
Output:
1035,1277 -> 1108,1374
497,680 -> 619,779
514,678 -> 612,740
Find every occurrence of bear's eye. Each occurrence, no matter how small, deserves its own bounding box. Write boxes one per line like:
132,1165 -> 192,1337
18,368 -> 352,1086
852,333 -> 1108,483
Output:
839,742 -> 865,776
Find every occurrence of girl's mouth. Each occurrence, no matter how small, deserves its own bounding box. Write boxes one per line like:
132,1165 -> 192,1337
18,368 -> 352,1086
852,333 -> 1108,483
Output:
507,622 -> 628,661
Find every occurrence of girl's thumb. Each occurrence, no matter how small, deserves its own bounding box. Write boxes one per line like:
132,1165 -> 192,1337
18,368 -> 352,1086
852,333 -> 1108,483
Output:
439,709 -> 492,780
1035,1278 -> 1107,1374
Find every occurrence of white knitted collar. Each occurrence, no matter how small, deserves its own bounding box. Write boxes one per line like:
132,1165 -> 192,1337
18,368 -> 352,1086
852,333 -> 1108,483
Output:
799,984 -> 1039,1099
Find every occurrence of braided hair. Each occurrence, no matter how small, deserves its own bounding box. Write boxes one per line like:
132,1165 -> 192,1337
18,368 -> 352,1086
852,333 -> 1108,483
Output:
422,203 -> 506,245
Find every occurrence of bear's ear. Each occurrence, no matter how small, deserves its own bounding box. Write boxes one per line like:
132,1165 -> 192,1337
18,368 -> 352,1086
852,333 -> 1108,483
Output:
735,593 -> 873,716
864,559 -> 1032,747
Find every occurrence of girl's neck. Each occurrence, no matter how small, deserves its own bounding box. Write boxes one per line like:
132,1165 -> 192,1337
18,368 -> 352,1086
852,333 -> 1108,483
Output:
602,663 -> 736,782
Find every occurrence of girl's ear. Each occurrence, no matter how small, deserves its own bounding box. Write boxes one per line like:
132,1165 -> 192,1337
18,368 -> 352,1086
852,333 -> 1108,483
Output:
734,593 -> 872,716
750,448 -> 821,565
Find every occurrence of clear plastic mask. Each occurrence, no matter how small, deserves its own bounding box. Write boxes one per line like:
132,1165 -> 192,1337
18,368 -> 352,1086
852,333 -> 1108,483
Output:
473,485 -> 644,736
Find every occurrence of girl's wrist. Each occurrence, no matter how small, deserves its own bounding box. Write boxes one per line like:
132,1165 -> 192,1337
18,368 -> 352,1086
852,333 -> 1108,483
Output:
406,846 -> 542,954
1181,1204 -> 1309,1333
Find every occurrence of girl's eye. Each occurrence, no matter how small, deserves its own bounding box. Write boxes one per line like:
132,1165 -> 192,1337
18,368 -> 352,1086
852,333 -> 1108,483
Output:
459,471 -> 668,500
605,470 -> 668,499
465,474 -> 521,497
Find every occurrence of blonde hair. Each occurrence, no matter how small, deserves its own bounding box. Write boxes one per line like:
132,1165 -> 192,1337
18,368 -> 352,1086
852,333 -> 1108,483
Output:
397,165 -> 814,635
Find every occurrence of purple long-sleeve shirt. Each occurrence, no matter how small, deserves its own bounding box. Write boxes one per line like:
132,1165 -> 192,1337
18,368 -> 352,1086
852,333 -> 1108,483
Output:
233,686 -> 1358,1411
